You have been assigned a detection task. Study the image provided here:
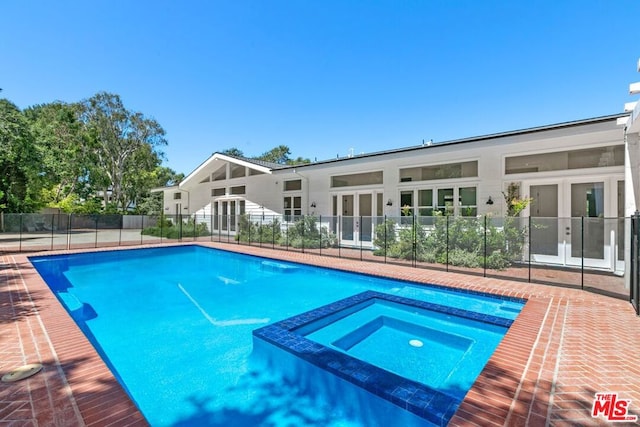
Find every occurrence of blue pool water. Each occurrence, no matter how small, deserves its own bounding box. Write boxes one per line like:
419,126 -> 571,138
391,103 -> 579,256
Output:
301,299 -> 506,400
30,245 -> 525,426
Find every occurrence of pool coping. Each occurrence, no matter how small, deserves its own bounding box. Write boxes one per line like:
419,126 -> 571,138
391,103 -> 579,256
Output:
254,290 -> 520,426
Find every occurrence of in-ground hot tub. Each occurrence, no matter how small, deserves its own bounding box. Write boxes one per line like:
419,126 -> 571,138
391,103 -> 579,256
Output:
253,290 -> 522,426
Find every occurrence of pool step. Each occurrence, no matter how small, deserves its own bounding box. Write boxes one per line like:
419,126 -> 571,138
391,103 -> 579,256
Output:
57,292 -> 97,321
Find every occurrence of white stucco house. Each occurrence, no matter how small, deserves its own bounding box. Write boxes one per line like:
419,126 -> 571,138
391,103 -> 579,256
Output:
156,112 -> 638,276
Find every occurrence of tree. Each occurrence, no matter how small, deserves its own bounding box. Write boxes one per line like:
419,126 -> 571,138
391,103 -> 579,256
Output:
287,156 -> 311,165
220,145 -> 310,165
80,92 -> 167,211
256,145 -> 291,164
220,147 -> 244,157
0,99 -> 42,212
132,166 -> 185,215
24,101 -> 92,206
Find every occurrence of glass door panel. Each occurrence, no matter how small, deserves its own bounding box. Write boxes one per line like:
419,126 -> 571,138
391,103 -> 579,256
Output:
359,193 -> 373,243
230,201 -> 237,232
221,201 -> 228,231
530,184 -> 559,258
342,195 -> 354,241
570,182 -> 604,260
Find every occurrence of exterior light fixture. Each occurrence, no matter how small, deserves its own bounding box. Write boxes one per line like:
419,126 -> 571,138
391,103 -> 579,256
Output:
310,202 -> 316,208
486,196 -> 494,205
386,199 -> 393,206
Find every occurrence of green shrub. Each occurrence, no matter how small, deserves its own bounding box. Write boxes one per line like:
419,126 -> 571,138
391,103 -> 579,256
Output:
372,212 -> 526,271
236,214 -> 281,244
279,216 -> 336,249
141,217 -> 210,239
447,248 -> 481,268
373,219 -> 397,256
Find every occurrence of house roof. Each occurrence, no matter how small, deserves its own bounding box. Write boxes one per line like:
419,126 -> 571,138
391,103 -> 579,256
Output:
221,154 -> 290,170
274,112 -> 629,171
178,152 -> 276,188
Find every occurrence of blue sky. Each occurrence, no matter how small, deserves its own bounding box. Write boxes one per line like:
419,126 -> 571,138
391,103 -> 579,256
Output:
3,1 -> 640,175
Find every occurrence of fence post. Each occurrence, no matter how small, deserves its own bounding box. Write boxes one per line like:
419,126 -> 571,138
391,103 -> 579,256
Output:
581,216 -> 585,290
319,215 -> 322,256
445,215 -> 449,272
272,216 -> 276,249
95,216 -> 99,248
67,214 -> 72,250
412,215 -> 417,268
483,215 -> 487,278
631,212 -> 640,315
19,214 -> 23,253
384,215 -> 387,263
50,214 -> 55,251
301,216 -> 305,254
528,216 -> 532,283
141,215 -> 144,245
338,216 -> 341,258
360,215 -> 363,261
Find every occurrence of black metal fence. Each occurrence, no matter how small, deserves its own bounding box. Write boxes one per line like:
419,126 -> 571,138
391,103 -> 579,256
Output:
0,212 -> 631,301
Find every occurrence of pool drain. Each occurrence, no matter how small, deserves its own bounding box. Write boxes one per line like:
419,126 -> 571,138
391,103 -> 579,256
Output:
408,339 -> 423,348
2,363 -> 43,383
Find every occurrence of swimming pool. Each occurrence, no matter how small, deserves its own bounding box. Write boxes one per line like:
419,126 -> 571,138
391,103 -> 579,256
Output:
30,245 -> 525,426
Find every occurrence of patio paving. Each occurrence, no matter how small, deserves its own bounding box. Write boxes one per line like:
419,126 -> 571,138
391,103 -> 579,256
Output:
1,241 -> 639,426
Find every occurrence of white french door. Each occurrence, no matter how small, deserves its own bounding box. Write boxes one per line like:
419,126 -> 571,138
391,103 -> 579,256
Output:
334,192 -> 376,247
526,176 -> 622,271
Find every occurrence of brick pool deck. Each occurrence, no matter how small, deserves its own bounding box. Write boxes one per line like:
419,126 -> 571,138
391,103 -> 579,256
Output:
1,242 -> 639,426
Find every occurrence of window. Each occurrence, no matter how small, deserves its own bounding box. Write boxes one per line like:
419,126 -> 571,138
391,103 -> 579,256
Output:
230,185 -> 245,195
211,188 -> 225,197
437,188 -> 454,215
417,189 -> 433,217
459,187 -> 477,216
249,169 -> 265,176
173,192 -> 182,200
505,145 -> 624,174
284,179 -> 302,191
400,161 -> 478,182
400,191 -> 413,216
230,163 -> 245,179
199,176 -> 211,183
284,196 -> 301,221
331,171 -> 383,188
401,186 -> 476,217
212,165 -> 227,181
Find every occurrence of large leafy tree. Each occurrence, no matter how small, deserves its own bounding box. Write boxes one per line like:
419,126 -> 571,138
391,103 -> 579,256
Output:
220,147 -> 244,157
221,145 -> 310,165
80,92 -> 167,211
133,166 -> 185,215
0,99 -> 42,212
256,145 -> 291,164
24,101 -> 93,206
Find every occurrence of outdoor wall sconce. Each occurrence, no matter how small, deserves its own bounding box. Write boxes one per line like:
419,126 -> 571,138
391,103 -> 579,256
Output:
310,202 -> 317,208
386,199 -> 393,206
486,196 -> 494,205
